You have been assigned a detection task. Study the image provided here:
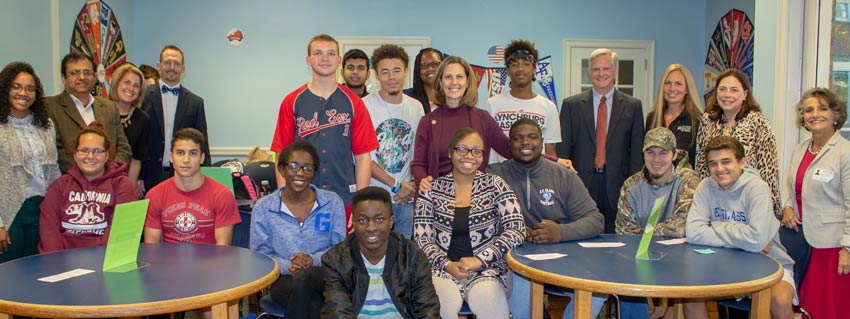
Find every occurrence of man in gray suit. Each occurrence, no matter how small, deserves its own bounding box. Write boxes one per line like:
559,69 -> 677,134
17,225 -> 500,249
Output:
45,52 -> 132,173
556,48 -> 644,233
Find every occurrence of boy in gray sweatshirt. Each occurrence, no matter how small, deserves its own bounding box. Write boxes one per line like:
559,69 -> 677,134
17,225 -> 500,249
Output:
488,118 -> 605,319
687,135 -> 795,319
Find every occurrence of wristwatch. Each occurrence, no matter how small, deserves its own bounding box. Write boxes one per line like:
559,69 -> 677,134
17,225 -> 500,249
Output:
844,246 -> 850,254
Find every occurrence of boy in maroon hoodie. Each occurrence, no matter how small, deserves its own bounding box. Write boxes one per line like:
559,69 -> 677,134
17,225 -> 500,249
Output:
39,122 -> 136,252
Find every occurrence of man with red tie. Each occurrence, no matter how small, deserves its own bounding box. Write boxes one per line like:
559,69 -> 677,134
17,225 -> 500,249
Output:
140,45 -> 210,193
556,48 -> 644,233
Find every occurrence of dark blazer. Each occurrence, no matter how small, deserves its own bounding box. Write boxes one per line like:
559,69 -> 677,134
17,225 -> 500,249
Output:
45,91 -> 132,173
556,89 -> 644,210
140,84 -> 210,187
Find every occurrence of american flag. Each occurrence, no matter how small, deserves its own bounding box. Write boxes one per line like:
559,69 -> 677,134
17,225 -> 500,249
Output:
487,45 -> 504,64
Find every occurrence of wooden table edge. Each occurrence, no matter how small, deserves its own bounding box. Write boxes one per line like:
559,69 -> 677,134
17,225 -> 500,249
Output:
507,252 -> 783,298
0,261 -> 279,318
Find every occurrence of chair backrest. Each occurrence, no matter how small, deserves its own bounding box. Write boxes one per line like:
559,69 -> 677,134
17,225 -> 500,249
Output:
245,161 -> 277,190
259,294 -> 285,317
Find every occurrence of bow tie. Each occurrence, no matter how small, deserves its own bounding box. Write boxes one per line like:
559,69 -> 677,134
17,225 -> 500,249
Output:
161,85 -> 180,96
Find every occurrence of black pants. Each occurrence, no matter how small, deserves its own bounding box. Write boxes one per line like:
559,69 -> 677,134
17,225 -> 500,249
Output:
269,266 -> 324,319
590,171 -> 615,233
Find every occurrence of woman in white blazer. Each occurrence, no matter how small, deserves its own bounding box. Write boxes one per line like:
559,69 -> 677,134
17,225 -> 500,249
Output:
782,88 -> 850,319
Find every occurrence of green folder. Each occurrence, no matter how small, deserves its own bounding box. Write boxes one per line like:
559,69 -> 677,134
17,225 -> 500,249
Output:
201,167 -> 235,194
103,199 -> 149,272
635,195 -> 667,260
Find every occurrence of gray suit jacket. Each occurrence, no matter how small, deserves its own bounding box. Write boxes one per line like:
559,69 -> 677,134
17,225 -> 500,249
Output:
784,133 -> 850,248
44,91 -> 132,173
556,89 -> 645,210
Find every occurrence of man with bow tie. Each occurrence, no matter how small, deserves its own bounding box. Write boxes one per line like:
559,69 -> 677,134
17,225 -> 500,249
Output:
140,45 -> 210,193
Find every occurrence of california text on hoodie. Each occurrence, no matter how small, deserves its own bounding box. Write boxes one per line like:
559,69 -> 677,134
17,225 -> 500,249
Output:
38,160 -> 135,252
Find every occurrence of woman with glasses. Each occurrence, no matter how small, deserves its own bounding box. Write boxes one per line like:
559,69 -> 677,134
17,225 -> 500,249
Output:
108,63 -> 150,198
250,140 -> 346,319
0,62 -> 61,262
411,56 -> 510,187
414,128 -> 525,319
405,48 -> 443,114
38,121 -> 136,252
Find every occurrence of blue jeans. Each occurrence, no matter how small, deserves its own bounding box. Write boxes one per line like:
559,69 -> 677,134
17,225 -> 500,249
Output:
508,271 -> 606,319
391,202 -> 413,238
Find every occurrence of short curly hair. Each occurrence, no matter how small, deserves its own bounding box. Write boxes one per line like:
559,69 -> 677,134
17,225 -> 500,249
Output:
0,61 -> 50,129
796,87 -> 848,131
371,44 -> 409,71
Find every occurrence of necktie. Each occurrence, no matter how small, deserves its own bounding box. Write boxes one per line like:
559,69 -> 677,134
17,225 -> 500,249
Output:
161,85 -> 180,96
595,96 -> 607,169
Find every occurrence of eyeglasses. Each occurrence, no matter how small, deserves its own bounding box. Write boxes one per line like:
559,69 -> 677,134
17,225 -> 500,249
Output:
67,69 -> 94,77
420,61 -> 440,70
10,83 -> 36,94
76,148 -> 107,156
453,146 -> 484,158
285,162 -> 316,174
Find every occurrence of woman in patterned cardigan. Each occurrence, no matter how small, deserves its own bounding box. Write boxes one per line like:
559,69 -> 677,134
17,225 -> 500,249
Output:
414,127 -> 525,319
695,68 -> 781,217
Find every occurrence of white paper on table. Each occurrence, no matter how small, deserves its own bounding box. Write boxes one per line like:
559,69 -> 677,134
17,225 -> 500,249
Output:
578,242 -> 626,248
656,238 -> 687,245
519,253 -> 568,260
38,268 -> 96,283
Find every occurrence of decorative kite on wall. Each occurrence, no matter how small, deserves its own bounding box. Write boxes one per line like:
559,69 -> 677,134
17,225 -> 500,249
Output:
704,9 -> 754,103
70,0 -> 127,97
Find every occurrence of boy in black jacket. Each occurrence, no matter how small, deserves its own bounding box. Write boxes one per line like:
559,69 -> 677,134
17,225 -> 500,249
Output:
321,187 -> 440,318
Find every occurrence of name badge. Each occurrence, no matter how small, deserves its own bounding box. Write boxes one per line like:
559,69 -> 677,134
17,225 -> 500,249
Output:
812,168 -> 835,182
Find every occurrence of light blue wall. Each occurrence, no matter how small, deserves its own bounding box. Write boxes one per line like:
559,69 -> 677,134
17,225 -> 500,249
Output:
1,0 -> 55,93
2,0 -> 707,151
0,0 -> 134,95
129,0 -> 706,150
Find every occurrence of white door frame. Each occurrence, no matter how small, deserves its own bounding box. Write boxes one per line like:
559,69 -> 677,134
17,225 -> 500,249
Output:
562,39 -> 655,106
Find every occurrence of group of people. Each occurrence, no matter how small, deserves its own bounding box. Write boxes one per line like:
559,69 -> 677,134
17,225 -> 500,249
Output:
0,46 -> 235,254
0,31 -> 847,319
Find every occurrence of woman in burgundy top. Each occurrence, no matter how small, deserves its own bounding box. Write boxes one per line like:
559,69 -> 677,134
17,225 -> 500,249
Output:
782,88 -> 850,319
411,56 -> 510,188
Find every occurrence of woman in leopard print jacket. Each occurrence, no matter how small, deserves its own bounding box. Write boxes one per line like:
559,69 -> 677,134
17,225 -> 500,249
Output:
696,68 -> 781,217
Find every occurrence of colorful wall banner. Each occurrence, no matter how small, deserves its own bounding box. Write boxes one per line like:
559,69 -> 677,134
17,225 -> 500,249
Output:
471,55 -> 557,104
70,0 -> 127,97
704,9 -> 754,103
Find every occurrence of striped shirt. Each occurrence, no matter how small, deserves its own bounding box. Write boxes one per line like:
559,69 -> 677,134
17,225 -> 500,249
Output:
358,255 -> 400,319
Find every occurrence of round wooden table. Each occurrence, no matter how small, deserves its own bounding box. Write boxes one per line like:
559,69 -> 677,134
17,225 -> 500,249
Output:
0,243 -> 279,319
507,235 -> 782,319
